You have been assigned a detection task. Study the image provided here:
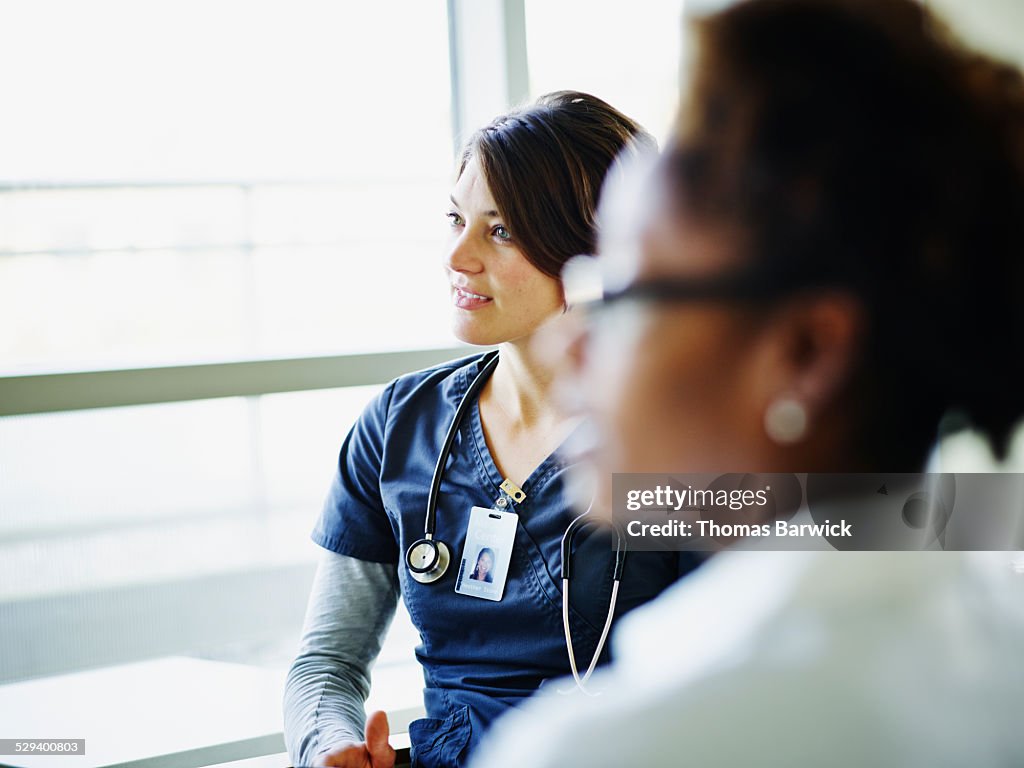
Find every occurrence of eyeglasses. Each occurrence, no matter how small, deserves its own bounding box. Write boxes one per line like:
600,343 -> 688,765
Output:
561,254 -> 847,314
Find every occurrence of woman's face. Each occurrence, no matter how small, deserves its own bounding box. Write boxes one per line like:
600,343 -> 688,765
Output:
445,155 -> 565,346
574,168 -> 772,480
476,552 -> 493,576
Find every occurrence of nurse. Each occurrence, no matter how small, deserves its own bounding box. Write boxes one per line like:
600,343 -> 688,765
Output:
283,91 -> 703,768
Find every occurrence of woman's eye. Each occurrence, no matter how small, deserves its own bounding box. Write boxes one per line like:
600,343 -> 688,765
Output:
446,212 -> 464,227
492,225 -> 511,242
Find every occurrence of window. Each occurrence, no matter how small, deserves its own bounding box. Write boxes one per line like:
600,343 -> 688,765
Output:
0,0 -> 455,686
0,0 -> 456,373
524,0 -> 686,144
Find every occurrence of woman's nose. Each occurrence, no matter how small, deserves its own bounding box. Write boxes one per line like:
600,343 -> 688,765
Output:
445,232 -> 484,275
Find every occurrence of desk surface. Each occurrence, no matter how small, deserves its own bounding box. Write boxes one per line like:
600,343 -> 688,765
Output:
168,755 -> 289,768
0,657 -> 422,768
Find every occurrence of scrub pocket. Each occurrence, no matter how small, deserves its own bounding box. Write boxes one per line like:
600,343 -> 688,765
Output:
408,705 -> 472,768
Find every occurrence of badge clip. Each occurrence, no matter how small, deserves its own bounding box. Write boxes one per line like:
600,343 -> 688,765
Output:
499,478 -> 526,504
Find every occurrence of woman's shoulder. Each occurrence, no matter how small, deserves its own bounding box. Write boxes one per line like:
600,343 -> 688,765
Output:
343,350 -> 489,443
385,349 -> 491,412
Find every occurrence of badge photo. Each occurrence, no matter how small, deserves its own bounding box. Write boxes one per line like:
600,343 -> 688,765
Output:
455,506 -> 518,601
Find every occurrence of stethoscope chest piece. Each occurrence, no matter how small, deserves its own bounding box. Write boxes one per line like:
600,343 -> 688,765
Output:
406,537 -> 451,584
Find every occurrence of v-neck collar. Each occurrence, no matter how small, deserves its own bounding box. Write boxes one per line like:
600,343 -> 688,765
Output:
458,356 -> 575,505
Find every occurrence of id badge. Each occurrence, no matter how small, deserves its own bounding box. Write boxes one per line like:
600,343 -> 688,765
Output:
454,506 -> 518,601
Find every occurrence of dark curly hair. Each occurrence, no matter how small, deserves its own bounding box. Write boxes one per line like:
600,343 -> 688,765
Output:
667,0 -> 1024,468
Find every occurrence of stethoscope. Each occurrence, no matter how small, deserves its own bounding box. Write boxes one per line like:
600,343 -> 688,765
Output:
403,349 -> 627,693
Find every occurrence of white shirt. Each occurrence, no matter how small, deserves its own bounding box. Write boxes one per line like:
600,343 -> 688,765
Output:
470,548 -> 1024,767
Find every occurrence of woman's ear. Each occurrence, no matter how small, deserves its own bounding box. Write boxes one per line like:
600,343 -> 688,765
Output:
752,292 -> 866,441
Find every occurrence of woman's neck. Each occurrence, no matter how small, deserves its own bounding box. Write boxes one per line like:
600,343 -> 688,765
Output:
487,337 -> 559,429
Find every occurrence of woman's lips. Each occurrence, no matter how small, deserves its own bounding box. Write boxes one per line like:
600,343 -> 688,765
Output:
453,286 -> 494,310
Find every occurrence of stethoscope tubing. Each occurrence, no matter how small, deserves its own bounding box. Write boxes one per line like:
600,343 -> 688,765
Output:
411,348 -> 628,694
423,349 -> 500,540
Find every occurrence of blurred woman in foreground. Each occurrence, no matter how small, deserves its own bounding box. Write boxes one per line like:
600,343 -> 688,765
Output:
472,0 -> 1024,765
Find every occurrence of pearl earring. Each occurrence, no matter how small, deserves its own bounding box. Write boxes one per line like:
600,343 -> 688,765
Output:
764,397 -> 808,445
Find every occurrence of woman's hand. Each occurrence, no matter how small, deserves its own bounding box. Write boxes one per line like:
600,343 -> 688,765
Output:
314,710 -> 395,768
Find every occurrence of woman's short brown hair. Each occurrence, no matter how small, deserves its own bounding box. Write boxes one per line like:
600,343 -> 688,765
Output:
668,0 -> 1024,467
459,91 -> 656,279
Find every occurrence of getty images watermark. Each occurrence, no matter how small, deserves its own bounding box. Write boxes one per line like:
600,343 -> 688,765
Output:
612,473 -> 1024,551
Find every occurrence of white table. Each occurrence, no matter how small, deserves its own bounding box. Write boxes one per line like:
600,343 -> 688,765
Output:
0,657 -> 422,768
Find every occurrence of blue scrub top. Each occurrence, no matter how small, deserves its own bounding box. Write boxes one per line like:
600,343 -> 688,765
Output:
312,352 -> 702,768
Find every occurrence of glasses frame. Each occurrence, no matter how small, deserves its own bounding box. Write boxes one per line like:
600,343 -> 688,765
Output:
569,265 -> 853,315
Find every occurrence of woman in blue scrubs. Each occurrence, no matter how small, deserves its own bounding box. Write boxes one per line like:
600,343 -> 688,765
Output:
283,91 -> 703,768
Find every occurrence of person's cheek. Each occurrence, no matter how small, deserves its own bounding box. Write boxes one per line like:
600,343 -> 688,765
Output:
616,361 -> 664,472
577,313 -> 669,513
583,342 -> 640,468
590,351 -> 667,520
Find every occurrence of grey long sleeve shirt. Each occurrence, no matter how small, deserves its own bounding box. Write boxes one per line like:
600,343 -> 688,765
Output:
283,548 -> 400,768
